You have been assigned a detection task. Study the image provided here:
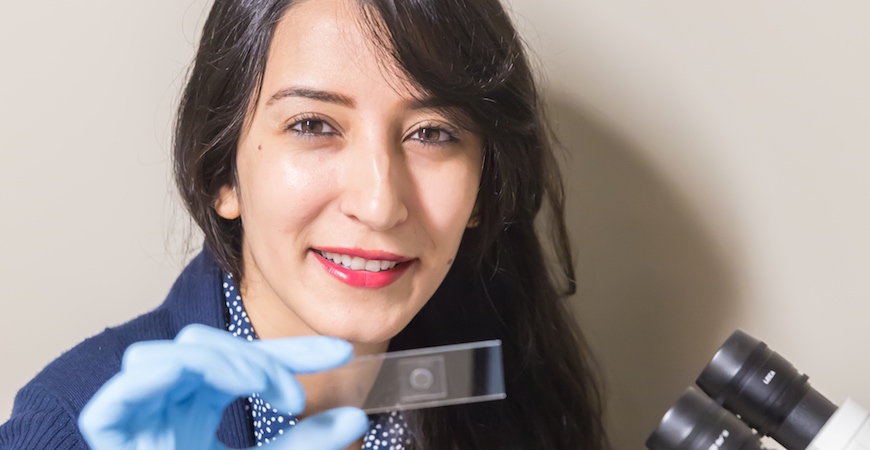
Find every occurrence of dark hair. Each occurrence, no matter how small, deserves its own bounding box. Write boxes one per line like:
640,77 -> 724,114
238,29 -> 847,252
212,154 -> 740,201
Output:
174,0 -> 609,448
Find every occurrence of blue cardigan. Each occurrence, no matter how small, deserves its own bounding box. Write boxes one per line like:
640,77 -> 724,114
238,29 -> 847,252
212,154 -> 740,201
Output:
0,250 -> 256,449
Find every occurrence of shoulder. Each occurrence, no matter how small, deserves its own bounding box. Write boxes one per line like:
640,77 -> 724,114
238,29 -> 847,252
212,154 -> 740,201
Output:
24,309 -> 177,415
0,248 -> 226,448
0,310 -> 174,450
0,388 -> 86,450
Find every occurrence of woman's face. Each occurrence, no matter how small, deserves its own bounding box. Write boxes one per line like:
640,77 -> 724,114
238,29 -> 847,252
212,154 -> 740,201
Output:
216,0 -> 482,345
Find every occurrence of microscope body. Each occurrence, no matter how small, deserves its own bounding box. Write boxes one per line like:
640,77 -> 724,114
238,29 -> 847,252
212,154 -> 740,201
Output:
808,399 -> 870,450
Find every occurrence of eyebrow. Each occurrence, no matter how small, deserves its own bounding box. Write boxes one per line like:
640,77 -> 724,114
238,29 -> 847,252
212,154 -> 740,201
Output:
265,85 -> 457,115
266,86 -> 356,108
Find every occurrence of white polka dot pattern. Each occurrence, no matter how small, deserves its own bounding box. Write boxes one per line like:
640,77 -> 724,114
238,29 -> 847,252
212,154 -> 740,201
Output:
222,273 -> 412,449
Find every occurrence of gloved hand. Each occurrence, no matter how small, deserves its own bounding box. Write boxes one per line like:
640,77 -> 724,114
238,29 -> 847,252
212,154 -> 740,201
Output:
78,324 -> 368,450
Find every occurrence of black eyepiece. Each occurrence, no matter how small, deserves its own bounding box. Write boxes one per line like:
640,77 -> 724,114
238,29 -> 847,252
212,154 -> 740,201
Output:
646,387 -> 763,450
696,330 -> 836,450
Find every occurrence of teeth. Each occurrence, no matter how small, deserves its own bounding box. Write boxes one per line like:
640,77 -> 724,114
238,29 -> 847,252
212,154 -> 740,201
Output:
365,260 -> 381,272
350,257 -> 365,270
319,251 -> 399,272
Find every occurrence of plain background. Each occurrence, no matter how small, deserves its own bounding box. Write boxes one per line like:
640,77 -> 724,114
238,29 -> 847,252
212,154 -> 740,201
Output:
1,1 -> 869,448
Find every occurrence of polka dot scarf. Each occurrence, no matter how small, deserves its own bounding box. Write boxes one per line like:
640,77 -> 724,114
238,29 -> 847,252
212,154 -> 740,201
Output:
222,273 -> 412,449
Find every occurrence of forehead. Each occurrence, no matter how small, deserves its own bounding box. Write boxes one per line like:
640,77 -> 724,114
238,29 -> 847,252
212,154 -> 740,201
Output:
262,0 -> 416,102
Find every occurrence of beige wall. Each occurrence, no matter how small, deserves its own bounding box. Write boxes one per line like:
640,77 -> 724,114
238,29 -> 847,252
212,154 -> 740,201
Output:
2,1 -> 868,448
0,0 -> 210,419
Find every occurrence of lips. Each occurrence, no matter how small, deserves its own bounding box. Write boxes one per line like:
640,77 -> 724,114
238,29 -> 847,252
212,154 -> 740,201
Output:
311,247 -> 413,288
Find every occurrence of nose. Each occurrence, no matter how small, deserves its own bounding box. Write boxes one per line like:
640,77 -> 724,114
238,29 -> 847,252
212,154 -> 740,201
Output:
339,139 -> 409,231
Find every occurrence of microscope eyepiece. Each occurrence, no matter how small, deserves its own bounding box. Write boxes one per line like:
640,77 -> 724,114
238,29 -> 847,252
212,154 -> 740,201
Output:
646,387 -> 763,450
696,330 -> 836,450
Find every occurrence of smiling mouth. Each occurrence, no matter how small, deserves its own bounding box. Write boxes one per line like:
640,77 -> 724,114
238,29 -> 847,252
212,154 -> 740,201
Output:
312,248 -> 412,289
313,249 -> 406,272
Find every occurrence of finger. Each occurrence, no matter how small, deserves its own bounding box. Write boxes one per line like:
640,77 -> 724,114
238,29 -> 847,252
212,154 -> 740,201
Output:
176,325 -> 353,414
175,324 -> 354,374
263,407 -> 369,450
125,337 -> 309,414
83,341 -> 294,449
122,341 -> 305,412
79,363 -> 184,450
252,336 -> 354,373
82,340 -> 307,449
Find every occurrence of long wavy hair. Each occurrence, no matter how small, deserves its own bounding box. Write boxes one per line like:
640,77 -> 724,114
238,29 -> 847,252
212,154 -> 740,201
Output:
173,0 -> 610,448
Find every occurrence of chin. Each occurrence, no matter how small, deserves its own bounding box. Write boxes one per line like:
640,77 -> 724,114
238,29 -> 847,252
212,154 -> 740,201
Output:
309,314 -> 408,346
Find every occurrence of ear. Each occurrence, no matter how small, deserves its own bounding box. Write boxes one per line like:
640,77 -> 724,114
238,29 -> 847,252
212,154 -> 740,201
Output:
214,185 -> 241,220
467,203 -> 480,228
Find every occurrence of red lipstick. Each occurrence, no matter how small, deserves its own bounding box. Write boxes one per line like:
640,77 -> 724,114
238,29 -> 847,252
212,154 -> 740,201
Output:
312,248 -> 412,288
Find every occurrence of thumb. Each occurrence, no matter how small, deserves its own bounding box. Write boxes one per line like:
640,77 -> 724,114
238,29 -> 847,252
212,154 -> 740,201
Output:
266,407 -> 369,450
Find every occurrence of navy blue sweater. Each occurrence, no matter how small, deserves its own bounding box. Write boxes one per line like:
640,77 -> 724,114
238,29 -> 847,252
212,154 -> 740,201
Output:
0,250 -> 256,449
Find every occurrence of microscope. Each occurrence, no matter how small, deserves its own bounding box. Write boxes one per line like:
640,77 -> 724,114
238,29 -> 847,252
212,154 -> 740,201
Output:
647,330 -> 870,450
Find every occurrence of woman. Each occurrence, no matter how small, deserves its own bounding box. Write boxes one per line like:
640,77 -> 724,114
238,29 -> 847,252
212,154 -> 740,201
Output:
0,0 -> 609,448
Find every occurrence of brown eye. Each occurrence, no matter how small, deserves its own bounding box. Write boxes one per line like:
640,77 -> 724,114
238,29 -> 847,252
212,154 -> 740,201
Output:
419,128 -> 441,141
301,120 -> 322,133
412,127 -> 454,144
288,118 -> 336,135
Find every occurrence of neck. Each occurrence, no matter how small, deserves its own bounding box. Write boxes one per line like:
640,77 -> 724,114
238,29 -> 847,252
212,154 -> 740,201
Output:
239,272 -> 390,416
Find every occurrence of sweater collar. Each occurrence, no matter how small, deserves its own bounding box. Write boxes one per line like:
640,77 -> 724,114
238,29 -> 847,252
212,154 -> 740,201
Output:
159,246 -> 226,334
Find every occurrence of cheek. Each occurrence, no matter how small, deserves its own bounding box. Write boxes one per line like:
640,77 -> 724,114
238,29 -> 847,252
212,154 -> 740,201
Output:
237,145 -> 335,235
413,160 -> 480,239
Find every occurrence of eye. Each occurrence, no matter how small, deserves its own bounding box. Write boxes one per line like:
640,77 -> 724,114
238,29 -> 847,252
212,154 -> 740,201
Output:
410,126 -> 457,145
286,117 -> 338,136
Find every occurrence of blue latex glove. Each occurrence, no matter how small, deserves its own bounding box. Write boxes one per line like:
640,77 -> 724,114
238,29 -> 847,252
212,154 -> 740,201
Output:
78,324 -> 368,450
